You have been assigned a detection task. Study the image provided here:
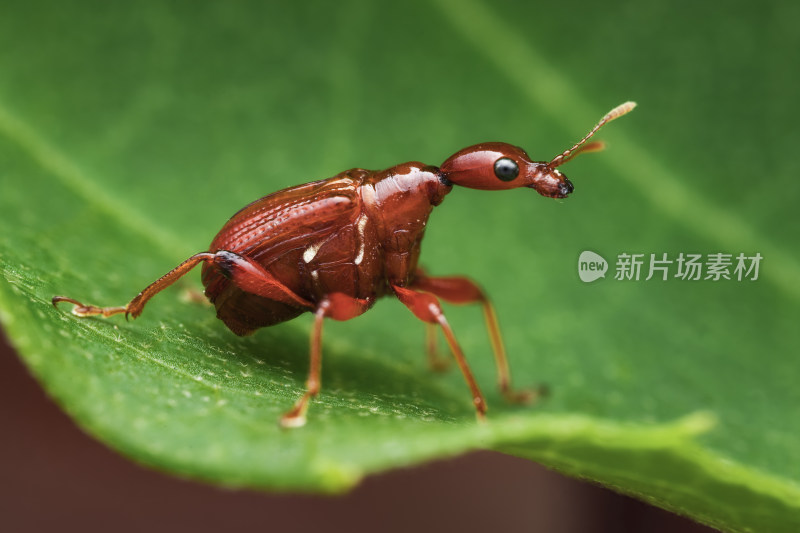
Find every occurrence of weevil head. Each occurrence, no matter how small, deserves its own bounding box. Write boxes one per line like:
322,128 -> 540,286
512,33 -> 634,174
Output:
439,142 -> 574,199
439,102 -> 637,200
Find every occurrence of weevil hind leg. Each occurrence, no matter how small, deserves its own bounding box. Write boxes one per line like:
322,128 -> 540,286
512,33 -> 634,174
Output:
54,249 -> 317,322
51,296 -> 128,318
53,252 -> 217,320
410,271 -> 544,405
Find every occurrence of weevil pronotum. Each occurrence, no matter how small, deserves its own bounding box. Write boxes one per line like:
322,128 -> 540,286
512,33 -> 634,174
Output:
54,102 -> 636,427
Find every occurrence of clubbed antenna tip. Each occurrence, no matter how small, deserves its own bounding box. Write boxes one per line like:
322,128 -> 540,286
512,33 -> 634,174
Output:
549,101 -> 637,168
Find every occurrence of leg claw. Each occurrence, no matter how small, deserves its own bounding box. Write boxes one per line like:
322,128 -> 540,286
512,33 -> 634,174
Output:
279,413 -> 307,429
502,384 -> 549,405
428,357 -> 451,373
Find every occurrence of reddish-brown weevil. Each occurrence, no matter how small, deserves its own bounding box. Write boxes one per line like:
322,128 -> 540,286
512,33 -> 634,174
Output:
54,102 -> 636,427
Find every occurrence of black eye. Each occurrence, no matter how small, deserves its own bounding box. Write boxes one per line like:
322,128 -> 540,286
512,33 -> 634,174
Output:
493,157 -> 519,181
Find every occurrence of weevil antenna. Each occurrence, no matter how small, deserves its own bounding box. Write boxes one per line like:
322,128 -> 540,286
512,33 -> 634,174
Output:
548,101 -> 636,168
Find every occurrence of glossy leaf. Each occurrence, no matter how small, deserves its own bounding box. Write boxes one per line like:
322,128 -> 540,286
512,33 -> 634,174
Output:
1,1 -> 798,532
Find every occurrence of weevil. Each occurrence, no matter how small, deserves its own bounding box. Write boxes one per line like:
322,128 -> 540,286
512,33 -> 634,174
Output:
54,102 -> 635,427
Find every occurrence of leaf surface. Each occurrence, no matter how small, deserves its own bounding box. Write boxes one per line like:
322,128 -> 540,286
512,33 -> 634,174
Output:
1,2 -> 798,531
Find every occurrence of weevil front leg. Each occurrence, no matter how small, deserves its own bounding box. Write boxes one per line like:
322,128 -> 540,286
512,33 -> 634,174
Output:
280,292 -> 371,428
393,284 -> 487,419
410,271 -> 544,405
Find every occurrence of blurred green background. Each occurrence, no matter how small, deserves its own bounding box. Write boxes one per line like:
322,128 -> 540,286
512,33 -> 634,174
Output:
0,1 -> 798,532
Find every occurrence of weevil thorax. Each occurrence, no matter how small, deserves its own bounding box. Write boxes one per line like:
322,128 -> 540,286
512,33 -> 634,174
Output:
361,162 -> 452,232
359,162 -> 453,285
439,142 -> 574,199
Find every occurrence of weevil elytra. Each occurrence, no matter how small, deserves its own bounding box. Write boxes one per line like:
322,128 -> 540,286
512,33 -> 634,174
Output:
54,102 -> 636,427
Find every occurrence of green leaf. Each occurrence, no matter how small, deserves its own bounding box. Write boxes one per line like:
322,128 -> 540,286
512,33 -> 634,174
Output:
1,1 -> 798,531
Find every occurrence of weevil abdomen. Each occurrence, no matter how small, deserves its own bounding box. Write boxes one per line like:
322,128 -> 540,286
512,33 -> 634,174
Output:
202,172 -> 362,334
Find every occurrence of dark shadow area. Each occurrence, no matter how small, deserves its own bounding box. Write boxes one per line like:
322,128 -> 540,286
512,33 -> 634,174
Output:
125,299 -> 478,419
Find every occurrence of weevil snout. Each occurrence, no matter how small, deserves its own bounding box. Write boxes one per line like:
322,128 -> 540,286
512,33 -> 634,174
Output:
561,178 -> 574,196
527,167 -> 574,199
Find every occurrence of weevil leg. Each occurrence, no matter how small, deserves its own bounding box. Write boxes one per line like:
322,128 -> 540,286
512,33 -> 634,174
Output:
425,322 -> 451,372
279,300 -> 328,429
180,285 -> 210,306
393,284 -> 487,420
280,293 -> 371,428
209,250 -> 313,309
51,297 -> 129,318
410,271 -> 543,405
53,250 -> 316,321
53,252 -> 217,319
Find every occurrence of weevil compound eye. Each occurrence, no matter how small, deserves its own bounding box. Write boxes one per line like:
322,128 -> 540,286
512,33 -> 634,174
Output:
493,157 -> 519,181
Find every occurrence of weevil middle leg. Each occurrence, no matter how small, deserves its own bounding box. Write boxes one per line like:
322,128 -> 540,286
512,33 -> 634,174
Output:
279,292 -> 371,428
